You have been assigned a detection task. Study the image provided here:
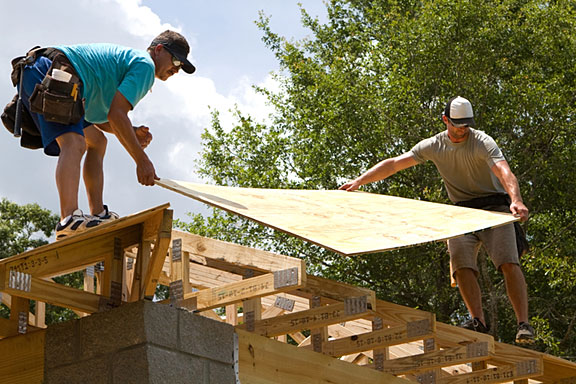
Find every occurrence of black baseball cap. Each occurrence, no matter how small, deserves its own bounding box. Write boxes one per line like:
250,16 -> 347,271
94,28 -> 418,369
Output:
150,30 -> 196,74
444,96 -> 475,126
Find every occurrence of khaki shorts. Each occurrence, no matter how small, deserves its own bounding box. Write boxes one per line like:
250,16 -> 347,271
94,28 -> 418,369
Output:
448,221 -> 519,276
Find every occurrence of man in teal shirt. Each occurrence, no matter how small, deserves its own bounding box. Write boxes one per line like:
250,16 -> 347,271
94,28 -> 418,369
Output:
19,30 -> 195,239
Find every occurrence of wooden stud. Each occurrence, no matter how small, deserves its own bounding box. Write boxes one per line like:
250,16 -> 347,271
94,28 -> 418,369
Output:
309,296 -> 327,353
372,317 -> 387,372
142,209 -> 173,298
130,240 -> 151,302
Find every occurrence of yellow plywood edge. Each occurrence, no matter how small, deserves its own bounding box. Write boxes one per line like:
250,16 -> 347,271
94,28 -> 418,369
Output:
236,329 -> 410,384
156,180 -> 517,256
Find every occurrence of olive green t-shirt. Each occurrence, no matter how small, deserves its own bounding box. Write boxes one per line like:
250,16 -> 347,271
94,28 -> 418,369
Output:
408,128 -> 506,203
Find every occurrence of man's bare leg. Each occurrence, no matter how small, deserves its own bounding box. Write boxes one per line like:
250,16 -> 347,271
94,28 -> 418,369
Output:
454,267 -> 486,325
55,132 -> 87,219
500,263 -> 529,324
83,125 -> 107,215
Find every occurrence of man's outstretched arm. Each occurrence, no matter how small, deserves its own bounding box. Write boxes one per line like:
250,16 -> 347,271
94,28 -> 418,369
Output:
339,152 -> 419,191
491,160 -> 529,222
106,91 -> 158,186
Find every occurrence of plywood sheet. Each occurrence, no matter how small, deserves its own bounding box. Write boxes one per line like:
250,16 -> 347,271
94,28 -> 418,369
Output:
156,179 -> 518,256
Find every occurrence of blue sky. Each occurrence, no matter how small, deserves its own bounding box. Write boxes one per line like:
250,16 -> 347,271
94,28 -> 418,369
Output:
0,0 -> 327,223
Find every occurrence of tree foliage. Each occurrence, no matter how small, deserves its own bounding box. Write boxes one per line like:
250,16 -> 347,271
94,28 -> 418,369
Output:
186,0 -> 576,357
0,198 -> 80,324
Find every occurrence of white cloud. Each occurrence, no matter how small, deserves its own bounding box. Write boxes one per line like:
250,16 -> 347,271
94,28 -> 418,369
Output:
0,0 -> 275,221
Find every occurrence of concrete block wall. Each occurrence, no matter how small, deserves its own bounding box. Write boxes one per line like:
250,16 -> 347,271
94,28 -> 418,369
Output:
44,301 -> 236,384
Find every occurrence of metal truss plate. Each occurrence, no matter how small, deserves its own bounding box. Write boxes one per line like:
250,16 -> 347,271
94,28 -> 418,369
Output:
467,341 -> 489,358
9,270 -> 31,292
170,280 -> 184,306
344,296 -> 367,315
416,371 -> 436,384
172,238 -> 182,262
273,267 -> 298,289
274,296 -> 295,312
18,311 -> 27,334
516,359 -> 539,375
407,318 -> 432,338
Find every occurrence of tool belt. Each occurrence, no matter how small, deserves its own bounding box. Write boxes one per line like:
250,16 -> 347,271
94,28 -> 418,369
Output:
2,47 -> 85,149
28,48 -> 84,125
456,194 -> 530,257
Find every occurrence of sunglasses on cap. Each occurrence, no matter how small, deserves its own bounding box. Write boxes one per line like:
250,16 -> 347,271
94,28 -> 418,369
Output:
162,45 -> 182,67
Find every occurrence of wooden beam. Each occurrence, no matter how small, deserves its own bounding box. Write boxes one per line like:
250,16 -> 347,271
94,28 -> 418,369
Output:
438,359 -> 543,384
435,322 -> 494,348
174,230 -> 304,273
236,300 -> 373,337
299,275 -> 376,310
0,226 -> 140,278
374,299 -> 436,326
3,275 -> 102,314
236,329 -> 410,384
0,318 -> 42,338
380,342 -> 493,375
178,268 -> 304,312
0,330 -> 45,383
308,318 -> 435,357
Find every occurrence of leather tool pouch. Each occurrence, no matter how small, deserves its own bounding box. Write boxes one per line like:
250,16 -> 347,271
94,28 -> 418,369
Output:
29,53 -> 84,125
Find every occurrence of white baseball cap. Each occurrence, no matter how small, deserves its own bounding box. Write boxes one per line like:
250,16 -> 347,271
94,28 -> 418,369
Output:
444,96 -> 475,126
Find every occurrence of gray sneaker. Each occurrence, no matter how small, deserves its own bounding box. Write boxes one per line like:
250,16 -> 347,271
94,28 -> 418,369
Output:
515,322 -> 535,344
55,209 -> 102,240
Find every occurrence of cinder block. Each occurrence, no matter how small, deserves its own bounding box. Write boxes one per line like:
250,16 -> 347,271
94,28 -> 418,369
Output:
208,361 -> 236,384
111,345 -> 150,383
81,301 -> 178,360
178,309 -> 235,364
44,354 -> 109,384
45,318 -> 81,368
146,345 -> 207,384
44,301 -> 236,383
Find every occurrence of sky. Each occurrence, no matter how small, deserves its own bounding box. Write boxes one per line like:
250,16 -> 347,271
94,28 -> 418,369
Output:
0,0 -> 327,224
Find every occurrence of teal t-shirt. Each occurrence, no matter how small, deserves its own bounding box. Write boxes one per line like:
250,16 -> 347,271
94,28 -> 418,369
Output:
55,44 -> 155,124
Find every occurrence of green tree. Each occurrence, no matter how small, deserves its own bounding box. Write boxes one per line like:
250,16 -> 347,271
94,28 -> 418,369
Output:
0,198 -> 80,324
183,0 -> 576,358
